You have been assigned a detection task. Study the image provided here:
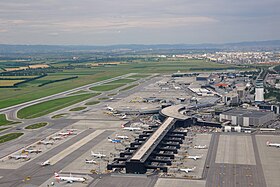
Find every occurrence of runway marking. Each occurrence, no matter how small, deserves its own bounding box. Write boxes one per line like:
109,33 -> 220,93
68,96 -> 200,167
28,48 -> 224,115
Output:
215,135 -> 256,165
48,130 -> 105,165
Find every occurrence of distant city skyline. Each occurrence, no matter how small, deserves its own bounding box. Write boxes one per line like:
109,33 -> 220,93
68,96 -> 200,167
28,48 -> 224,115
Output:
0,0 -> 279,45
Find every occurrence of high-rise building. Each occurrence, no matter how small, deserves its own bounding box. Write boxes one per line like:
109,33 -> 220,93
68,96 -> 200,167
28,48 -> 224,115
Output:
255,79 -> 264,102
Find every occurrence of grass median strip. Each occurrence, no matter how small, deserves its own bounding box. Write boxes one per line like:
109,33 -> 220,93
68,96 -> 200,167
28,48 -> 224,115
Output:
0,132 -> 24,144
0,127 -> 10,132
17,93 -> 95,119
51,113 -> 68,119
0,114 -> 17,126
85,101 -> 100,106
69,107 -> 87,111
25,122 -> 48,129
119,84 -> 139,92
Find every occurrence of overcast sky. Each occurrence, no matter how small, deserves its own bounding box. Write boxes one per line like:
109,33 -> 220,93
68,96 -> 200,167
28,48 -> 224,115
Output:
0,0 -> 279,45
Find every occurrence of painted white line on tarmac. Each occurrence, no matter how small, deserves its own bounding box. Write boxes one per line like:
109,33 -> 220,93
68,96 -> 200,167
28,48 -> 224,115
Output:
48,130 -> 105,165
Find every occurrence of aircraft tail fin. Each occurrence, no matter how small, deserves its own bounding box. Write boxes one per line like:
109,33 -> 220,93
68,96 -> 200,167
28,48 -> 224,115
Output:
54,172 -> 59,177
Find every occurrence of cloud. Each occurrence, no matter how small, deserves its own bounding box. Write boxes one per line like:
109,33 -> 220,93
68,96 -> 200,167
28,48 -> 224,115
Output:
0,0 -> 278,44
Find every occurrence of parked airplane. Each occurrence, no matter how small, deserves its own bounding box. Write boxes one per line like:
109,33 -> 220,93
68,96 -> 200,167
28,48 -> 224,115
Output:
50,136 -> 63,140
179,167 -> 196,173
106,106 -> 115,112
9,154 -> 29,160
23,148 -> 42,154
266,141 -> 280,148
108,137 -> 122,143
122,124 -> 141,131
116,134 -> 129,139
187,155 -> 203,160
41,160 -> 51,166
91,151 -> 106,158
38,140 -> 54,145
85,159 -> 97,164
194,145 -> 207,149
119,114 -> 127,120
54,172 -> 86,183
58,131 -> 74,136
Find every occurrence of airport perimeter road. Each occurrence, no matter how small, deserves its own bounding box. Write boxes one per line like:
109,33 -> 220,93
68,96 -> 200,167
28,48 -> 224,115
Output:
0,130 -> 113,187
0,73 -> 136,120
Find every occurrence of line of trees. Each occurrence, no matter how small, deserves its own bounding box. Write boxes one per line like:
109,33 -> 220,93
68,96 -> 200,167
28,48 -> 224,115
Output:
38,76 -> 78,87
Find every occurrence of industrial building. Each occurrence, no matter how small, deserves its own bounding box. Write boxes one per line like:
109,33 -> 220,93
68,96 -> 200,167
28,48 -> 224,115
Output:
222,92 -> 239,106
220,108 -> 275,127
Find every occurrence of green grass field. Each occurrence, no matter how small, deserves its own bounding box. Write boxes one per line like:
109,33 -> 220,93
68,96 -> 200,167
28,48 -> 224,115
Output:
0,132 -> 24,144
69,107 -> 87,111
85,101 -> 100,105
17,93 -> 95,119
0,59 -> 242,109
98,97 -> 109,101
0,114 -> 16,126
90,84 -> 126,92
25,122 -> 48,129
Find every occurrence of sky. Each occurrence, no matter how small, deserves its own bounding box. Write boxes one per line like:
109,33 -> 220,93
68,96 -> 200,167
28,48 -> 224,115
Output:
0,0 -> 279,45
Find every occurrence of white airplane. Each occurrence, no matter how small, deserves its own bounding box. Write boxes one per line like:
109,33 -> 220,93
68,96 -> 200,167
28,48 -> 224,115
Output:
67,128 -> 77,132
266,141 -> 280,148
187,155 -> 203,160
38,140 -> 54,145
120,114 -> 127,120
8,154 -> 30,160
91,151 -> 106,158
106,106 -> 115,112
23,148 -> 42,154
122,125 -> 141,131
108,137 -> 122,143
58,131 -> 74,136
50,136 -> 63,140
41,160 -> 51,166
85,159 -> 97,164
194,145 -> 207,149
116,134 -> 129,139
179,167 -> 196,173
54,172 -> 86,183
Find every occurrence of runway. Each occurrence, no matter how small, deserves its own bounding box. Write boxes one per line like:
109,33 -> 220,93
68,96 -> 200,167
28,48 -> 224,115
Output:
205,134 -> 267,187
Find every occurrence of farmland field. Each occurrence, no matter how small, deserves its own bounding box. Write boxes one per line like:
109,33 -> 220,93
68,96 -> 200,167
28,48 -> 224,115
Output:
0,80 -> 24,86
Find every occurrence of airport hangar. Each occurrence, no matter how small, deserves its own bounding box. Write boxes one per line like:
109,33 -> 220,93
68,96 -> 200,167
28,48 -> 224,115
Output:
107,104 -> 220,174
